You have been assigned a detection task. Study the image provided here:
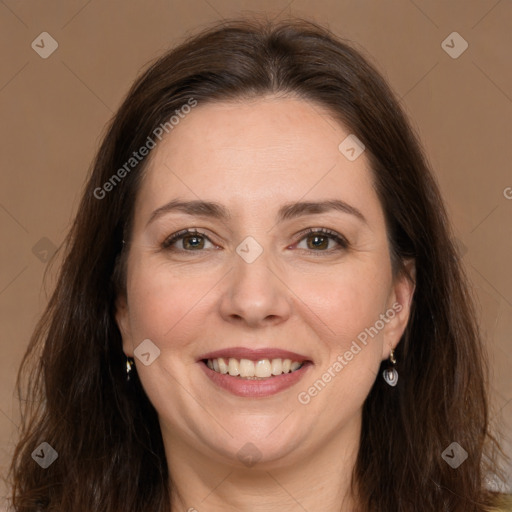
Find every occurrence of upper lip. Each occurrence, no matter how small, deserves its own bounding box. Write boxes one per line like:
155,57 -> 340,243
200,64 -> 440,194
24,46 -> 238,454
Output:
198,347 -> 311,362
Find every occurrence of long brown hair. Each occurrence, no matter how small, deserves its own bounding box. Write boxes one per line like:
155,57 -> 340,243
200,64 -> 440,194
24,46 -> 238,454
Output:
7,15 -> 511,512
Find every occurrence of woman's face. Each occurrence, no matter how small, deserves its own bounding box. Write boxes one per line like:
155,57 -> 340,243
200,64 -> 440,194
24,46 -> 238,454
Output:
116,95 -> 414,469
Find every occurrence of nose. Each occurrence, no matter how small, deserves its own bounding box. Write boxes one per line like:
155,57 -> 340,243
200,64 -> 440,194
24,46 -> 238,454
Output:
218,244 -> 292,328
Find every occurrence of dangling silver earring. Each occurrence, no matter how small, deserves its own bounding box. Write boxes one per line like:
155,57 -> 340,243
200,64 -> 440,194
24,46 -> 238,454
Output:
382,348 -> 398,386
126,357 -> 134,382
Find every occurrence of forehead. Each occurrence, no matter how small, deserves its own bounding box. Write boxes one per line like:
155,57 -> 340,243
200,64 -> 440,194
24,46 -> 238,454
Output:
135,96 -> 381,223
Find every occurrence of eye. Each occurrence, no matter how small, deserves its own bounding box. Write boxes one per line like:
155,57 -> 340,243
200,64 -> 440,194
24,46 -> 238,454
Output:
162,229 -> 216,251
161,227 -> 348,254
295,228 -> 349,252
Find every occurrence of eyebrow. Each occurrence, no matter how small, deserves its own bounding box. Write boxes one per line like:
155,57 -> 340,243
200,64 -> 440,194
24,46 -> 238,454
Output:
146,198 -> 367,227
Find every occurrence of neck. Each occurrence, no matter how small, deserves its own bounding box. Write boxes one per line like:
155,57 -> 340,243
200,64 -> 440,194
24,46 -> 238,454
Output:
162,412 -> 362,512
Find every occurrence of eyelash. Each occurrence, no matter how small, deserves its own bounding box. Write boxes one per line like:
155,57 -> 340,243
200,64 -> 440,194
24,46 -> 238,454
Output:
161,227 -> 349,254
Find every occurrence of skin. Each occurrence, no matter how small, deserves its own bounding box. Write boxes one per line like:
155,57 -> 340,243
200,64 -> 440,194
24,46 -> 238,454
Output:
115,95 -> 415,512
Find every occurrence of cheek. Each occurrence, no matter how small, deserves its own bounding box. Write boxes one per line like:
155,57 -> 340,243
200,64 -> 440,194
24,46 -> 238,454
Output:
294,257 -> 392,345
124,259 -> 214,346
293,263 -> 390,422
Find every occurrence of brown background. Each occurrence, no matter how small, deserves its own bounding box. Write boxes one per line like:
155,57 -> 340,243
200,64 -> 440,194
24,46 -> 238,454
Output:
1,0 -> 511,505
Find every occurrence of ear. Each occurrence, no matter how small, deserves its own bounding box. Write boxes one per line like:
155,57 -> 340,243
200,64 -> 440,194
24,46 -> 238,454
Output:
381,259 -> 416,360
115,293 -> 134,357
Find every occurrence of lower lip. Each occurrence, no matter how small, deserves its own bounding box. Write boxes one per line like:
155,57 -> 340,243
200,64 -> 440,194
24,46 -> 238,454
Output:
199,361 -> 313,398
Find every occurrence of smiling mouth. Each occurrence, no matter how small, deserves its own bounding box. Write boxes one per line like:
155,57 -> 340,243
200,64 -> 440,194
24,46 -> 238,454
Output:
202,357 -> 308,379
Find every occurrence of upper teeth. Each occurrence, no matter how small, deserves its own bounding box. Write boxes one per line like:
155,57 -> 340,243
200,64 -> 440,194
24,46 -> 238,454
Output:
206,357 -> 303,378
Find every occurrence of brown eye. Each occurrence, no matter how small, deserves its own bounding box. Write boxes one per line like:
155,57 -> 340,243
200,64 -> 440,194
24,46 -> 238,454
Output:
162,229 -> 214,251
296,228 -> 348,252
306,233 -> 330,250
181,234 -> 205,250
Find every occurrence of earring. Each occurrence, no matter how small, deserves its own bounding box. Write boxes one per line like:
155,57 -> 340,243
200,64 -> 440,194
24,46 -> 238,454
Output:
126,357 -> 134,382
382,348 -> 398,386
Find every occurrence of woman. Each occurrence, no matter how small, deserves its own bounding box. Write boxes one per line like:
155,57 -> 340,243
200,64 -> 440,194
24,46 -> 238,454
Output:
7,16 -> 512,512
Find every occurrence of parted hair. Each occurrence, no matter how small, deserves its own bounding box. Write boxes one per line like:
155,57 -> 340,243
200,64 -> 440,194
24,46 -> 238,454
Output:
7,15 -> 512,512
